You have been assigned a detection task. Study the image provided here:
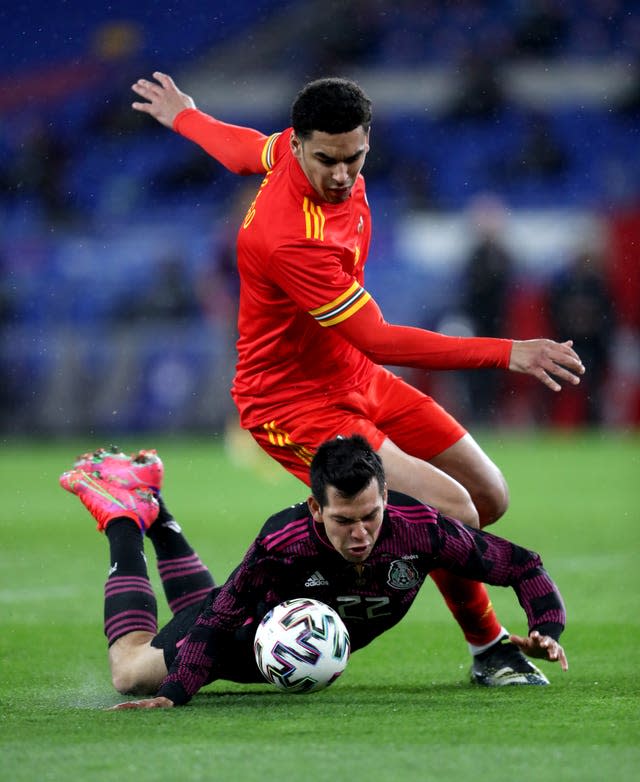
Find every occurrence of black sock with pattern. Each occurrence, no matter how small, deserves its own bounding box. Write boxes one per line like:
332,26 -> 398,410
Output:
103,517 -> 157,646
145,496 -> 215,615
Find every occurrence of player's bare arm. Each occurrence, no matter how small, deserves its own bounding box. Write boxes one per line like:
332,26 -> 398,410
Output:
509,339 -> 585,391
107,696 -> 174,710
131,71 -> 195,129
509,630 -> 569,671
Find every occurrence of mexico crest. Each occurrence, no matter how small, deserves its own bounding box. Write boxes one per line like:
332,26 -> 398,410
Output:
387,559 -> 420,590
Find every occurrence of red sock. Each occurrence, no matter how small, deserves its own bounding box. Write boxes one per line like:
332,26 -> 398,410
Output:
430,568 -> 502,647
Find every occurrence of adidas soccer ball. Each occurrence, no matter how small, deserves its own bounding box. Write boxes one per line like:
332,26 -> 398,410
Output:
254,598 -> 350,693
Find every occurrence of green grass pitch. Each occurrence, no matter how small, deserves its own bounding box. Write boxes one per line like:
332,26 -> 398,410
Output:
1,431 -> 639,781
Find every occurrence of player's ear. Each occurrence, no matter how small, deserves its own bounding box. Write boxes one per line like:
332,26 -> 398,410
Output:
308,496 -> 322,522
290,133 -> 303,160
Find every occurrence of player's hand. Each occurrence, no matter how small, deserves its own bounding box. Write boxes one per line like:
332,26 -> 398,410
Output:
509,339 -> 585,391
509,630 -> 568,671
106,696 -> 175,710
131,72 -> 196,129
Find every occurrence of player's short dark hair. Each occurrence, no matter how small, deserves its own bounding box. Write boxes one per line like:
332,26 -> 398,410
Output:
291,78 -> 372,140
310,435 -> 385,507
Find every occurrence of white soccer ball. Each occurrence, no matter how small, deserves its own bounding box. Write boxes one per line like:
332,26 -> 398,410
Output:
254,598 -> 350,693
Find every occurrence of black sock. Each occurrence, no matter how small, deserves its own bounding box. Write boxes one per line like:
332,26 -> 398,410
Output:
145,496 -> 215,615
103,517 -> 157,646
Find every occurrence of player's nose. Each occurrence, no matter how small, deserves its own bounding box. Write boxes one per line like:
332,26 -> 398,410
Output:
332,163 -> 349,184
350,521 -> 368,540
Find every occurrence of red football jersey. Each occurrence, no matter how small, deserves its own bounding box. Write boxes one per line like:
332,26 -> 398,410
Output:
174,109 -> 512,428
231,130 -> 377,424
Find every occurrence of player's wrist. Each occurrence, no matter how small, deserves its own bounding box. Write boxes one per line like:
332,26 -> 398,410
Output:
156,680 -> 190,706
530,622 -> 563,642
172,107 -> 201,133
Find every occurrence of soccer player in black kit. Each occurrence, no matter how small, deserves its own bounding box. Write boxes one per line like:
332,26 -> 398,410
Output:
60,436 -> 568,709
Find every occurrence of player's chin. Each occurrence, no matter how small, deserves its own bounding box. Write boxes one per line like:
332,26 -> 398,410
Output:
345,546 -> 370,562
326,187 -> 352,203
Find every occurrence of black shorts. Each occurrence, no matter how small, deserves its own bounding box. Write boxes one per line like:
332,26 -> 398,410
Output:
150,588 -> 264,685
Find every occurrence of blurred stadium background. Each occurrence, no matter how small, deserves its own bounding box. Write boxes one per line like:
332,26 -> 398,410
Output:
2,0 -> 639,438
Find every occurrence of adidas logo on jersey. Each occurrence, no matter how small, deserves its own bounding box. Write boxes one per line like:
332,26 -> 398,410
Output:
304,570 -> 329,587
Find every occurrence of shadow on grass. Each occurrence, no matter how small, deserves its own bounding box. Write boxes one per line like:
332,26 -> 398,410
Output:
182,680 -> 517,709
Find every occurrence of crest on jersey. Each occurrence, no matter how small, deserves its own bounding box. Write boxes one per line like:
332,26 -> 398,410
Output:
387,560 -> 420,590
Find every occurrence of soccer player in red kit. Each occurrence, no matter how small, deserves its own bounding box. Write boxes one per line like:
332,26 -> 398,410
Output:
131,72 -> 584,685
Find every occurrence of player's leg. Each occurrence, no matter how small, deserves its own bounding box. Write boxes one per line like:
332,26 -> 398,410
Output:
370,371 -> 547,684
429,434 -> 509,527
369,369 -> 508,527
77,447 -> 217,614
378,436 -> 505,643
73,448 -> 219,688
108,632 -> 168,695
370,370 -> 503,646
59,468 -> 167,693
377,438 -> 480,527
380,437 -> 546,683
146,496 -> 216,615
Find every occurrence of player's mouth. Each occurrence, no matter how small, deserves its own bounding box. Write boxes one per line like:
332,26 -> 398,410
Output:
327,185 -> 352,202
347,543 -> 370,560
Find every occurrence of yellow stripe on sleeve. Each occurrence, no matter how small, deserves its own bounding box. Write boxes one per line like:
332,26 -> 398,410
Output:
260,132 -> 281,171
308,281 -> 361,317
320,290 -> 371,327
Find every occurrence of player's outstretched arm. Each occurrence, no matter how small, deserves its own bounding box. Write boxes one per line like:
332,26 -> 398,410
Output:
509,630 -> 568,671
509,339 -> 585,391
107,696 -> 175,710
132,72 -> 272,175
327,292 -> 587,385
131,71 -> 195,129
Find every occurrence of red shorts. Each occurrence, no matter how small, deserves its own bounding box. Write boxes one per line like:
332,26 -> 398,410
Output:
248,366 -> 466,486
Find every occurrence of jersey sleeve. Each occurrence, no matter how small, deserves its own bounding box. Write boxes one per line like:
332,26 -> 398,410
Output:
269,247 -> 511,370
269,241 -> 372,317
329,296 -> 512,370
173,108 -> 285,175
429,516 -> 566,639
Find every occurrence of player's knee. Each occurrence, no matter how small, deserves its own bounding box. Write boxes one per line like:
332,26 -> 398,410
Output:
457,493 -> 480,528
111,655 -> 158,695
109,632 -> 163,694
111,667 -> 134,695
476,474 -> 510,527
111,665 -> 155,696
112,668 -> 138,695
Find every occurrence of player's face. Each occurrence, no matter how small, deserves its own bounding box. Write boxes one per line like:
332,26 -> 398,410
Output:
309,478 -> 386,563
291,127 -> 370,204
